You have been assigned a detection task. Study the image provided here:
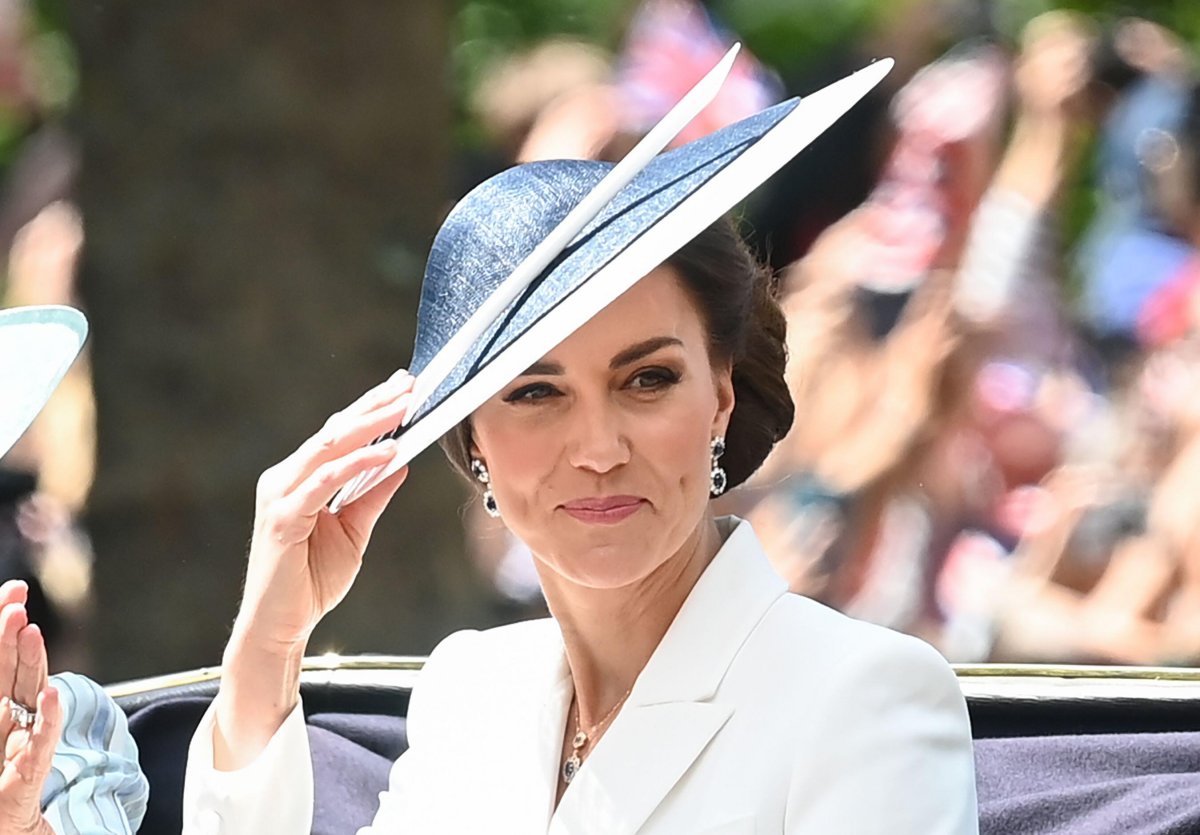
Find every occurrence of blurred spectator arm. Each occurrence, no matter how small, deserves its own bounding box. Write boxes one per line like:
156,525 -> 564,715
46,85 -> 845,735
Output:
955,14 -> 1093,326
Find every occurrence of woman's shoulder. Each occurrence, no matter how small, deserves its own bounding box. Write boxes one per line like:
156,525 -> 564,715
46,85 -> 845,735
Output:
416,618 -> 563,692
750,593 -> 960,699
425,617 -> 561,663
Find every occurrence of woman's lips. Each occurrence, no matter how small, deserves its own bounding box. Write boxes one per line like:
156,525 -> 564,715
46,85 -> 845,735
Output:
560,496 -> 647,524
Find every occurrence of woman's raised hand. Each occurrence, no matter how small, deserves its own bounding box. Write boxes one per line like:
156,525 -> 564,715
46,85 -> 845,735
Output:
235,371 -> 415,649
215,373 -> 415,771
0,580 -> 61,835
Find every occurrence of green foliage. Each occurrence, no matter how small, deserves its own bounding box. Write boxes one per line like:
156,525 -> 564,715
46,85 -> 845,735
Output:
0,0 -> 78,171
1046,0 -> 1200,45
454,0 -> 631,101
710,0 -> 883,74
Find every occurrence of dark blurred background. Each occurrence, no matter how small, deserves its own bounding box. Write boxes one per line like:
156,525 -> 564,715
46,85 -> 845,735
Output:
3,0 -> 1200,681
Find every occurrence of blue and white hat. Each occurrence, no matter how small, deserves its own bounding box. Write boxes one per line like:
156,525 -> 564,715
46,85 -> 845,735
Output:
334,53 -> 893,509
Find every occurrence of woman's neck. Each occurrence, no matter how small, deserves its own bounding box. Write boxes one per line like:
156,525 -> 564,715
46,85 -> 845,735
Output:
539,515 -> 724,725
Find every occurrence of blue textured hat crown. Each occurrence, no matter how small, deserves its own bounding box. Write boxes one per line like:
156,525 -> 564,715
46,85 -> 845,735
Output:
405,98 -> 800,428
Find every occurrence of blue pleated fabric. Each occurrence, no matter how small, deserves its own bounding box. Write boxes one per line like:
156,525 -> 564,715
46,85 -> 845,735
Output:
41,673 -> 149,834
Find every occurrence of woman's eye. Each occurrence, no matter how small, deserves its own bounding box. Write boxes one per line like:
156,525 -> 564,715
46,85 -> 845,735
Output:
629,367 -> 681,390
503,382 -> 560,403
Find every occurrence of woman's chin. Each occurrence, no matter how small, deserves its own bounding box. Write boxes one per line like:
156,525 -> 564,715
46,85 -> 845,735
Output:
542,536 -> 668,590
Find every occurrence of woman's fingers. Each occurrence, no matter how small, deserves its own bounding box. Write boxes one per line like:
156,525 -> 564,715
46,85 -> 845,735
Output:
267,441 -> 401,543
4,686 -> 61,790
0,604 -> 29,702
338,465 -> 410,551
288,439 -> 401,518
339,370 -> 414,419
0,582 -> 27,613
14,687 -> 61,784
11,625 -> 46,714
268,382 -> 415,500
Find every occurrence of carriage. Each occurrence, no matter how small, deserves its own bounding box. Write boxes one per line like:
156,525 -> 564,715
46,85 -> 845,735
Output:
113,656 -> 1200,834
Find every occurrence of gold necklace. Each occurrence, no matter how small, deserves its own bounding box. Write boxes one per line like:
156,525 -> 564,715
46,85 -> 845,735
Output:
562,686 -> 632,784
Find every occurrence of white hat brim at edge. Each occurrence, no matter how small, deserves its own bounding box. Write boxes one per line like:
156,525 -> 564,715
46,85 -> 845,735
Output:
0,305 -> 88,459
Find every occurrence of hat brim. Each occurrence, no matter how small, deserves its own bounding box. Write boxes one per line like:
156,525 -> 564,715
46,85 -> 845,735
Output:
0,305 -> 88,459
355,59 -> 893,497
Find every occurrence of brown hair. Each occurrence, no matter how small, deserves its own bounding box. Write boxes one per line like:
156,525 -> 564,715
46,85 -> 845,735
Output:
439,215 -> 795,492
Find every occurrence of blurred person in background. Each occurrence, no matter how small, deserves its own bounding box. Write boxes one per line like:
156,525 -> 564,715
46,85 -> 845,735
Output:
929,11 -> 1101,659
1075,17 -> 1197,370
747,13 -> 1117,661
987,78 -> 1200,665
747,0 -> 980,271
468,38 -> 616,177
742,38 -> 1009,640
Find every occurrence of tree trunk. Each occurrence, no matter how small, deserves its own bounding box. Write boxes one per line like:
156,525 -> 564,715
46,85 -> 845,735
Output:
68,0 -> 487,680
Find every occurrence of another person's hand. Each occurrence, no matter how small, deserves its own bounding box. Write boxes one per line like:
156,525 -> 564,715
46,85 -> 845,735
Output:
0,580 -> 62,835
1114,17 -> 1191,78
1016,12 -> 1095,120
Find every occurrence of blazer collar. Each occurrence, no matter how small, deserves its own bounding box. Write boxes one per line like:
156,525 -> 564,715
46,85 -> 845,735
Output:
549,516 -> 787,834
627,516 -> 787,707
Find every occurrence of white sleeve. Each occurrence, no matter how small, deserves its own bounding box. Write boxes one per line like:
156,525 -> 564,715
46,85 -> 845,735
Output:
785,632 -> 979,834
954,187 -> 1051,325
40,673 -> 149,835
182,697 -> 313,835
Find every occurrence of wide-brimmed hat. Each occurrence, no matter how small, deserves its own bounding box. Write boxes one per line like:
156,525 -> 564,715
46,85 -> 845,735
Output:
0,305 -> 88,459
333,56 -> 892,509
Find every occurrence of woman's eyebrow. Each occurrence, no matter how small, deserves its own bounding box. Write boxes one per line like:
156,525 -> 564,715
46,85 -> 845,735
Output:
518,360 -> 564,376
516,336 -> 683,377
610,336 -> 684,369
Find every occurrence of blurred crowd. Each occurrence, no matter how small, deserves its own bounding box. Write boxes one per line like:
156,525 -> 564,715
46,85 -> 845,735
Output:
738,10 -> 1200,668
462,1 -> 1200,667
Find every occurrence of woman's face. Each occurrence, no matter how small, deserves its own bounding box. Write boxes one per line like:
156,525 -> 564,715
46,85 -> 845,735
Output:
470,264 -> 734,590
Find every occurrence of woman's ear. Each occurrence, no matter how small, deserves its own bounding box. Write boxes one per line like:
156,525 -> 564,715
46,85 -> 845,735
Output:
712,361 -> 735,437
461,420 -> 482,461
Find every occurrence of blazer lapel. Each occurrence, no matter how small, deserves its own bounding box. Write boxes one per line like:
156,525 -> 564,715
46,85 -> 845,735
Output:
466,621 -> 572,832
552,518 -> 786,835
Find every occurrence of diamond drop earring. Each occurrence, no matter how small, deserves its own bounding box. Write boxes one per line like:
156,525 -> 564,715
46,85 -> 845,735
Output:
710,436 -> 727,497
471,458 -> 500,517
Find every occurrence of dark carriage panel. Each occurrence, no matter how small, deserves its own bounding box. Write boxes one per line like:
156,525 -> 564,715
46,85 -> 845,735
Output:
108,659 -> 1200,834
962,666 -> 1200,835
110,657 -> 419,835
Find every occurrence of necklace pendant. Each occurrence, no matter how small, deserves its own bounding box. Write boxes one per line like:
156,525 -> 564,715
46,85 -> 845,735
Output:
562,752 -> 581,784
572,730 -> 587,749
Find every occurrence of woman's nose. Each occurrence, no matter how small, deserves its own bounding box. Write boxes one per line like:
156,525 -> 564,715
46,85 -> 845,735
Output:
565,400 -> 631,474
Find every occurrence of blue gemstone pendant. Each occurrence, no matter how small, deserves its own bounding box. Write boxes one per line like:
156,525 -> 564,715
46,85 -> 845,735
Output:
563,753 -> 581,783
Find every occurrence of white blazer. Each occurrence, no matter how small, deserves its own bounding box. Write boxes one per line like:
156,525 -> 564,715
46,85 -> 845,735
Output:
184,518 -> 978,834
